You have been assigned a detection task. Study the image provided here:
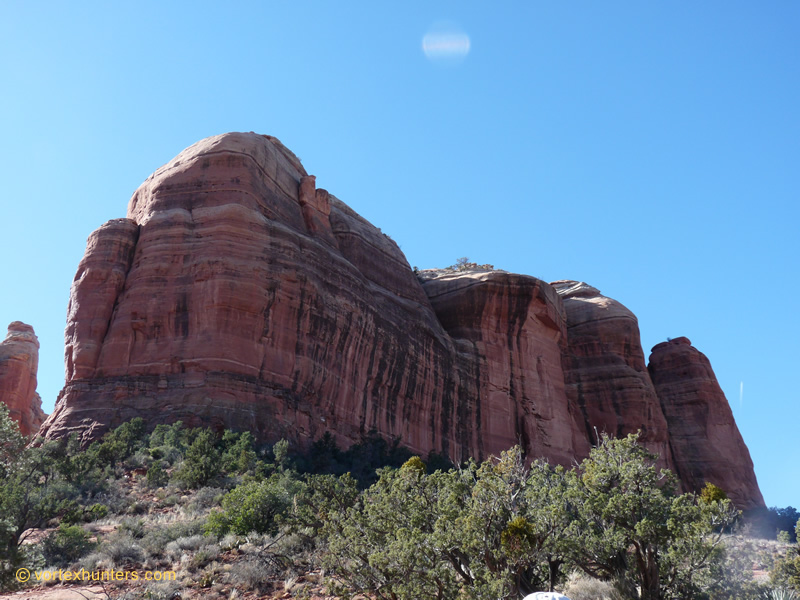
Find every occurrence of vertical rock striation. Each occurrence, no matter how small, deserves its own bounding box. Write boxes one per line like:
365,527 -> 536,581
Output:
39,133 -> 512,462
553,281 -> 673,470
36,132 -> 764,508
65,219 -> 139,380
421,270 -> 588,465
0,321 -> 46,436
648,337 -> 764,509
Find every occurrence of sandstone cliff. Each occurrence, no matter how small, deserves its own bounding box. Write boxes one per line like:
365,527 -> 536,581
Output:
649,337 -> 764,508
553,280 -> 673,471
38,132 -> 763,507
43,132 -> 578,464
0,321 -> 46,436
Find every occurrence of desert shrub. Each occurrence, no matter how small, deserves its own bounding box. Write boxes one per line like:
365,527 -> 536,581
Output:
771,522 -> 800,592
119,580 -> 183,600
139,518 -> 207,558
290,472 -> 360,538
110,418 -> 148,456
321,435 -> 742,600
140,530 -> 171,560
150,445 -> 183,466
321,458 -> 488,599
125,499 -> 150,515
91,437 -> 127,469
39,435 -> 105,492
87,502 -> 109,521
218,533 -> 242,551
150,421 -> 187,448
220,430 -> 259,474
59,499 -> 85,525
698,535 -> 768,600
42,523 -> 95,567
149,421 -> 190,468
119,517 -> 146,539
206,475 -> 300,537
446,257 -> 495,272
146,461 -> 169,488
165,518 -> 207,539
230,559 -> 269,592
701,482 -> 729,504
100,533 -> 144,567
78,551 -> 111,572
173,534 -> 208,552
187,486 -> 225,513
1,405 -> 78,589
158,494 -> 180,508
302,431 -> 342,474
189,544 -> 220,570
175,429 -> 220,488
92,485 -> 134,515
164,534 -> 214,561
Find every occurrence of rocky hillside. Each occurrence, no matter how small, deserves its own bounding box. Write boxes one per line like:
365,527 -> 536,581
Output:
34,132 -> 763,508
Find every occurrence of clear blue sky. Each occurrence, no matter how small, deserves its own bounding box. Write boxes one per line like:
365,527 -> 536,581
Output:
1,2 -> 797,507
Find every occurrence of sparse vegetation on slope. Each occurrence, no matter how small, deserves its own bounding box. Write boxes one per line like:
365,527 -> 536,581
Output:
1,409 -> 798,599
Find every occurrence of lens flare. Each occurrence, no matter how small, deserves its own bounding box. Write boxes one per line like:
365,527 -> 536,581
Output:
422,23 -> 470,65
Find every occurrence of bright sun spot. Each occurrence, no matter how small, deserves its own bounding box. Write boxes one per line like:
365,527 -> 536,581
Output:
422,22 -> 471,65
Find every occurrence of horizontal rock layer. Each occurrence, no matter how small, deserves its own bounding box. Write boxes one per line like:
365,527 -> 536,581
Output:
38,132 -> 763,508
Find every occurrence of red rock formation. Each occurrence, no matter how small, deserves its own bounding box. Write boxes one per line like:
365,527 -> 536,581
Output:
421,270 -> 589,464
64,219 -> 139,381
37,132 -> 764,508
552,281 -> 673,469
0,321 -> 46,436
40,132 -> 585,464
648,337 -> 764,509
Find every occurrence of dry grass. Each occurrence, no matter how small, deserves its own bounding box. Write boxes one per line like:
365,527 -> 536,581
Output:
562,572 -> 624,600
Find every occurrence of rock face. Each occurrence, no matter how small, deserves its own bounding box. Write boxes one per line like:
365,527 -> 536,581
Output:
38,132 -> 764,507
553,281 -> 673,471
0,321 -> 46,436
41,132 -> 582,464
420,270 -> 588,465
649,337 -> 764,508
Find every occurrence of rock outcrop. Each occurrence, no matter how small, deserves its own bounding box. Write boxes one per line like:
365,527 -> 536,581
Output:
40,132 -> 583,464
38,132 -> 764,508
553,281 -> 673,471
0,321 -> 46,436
649,337 -> 764,508
420,270 -> 588,465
